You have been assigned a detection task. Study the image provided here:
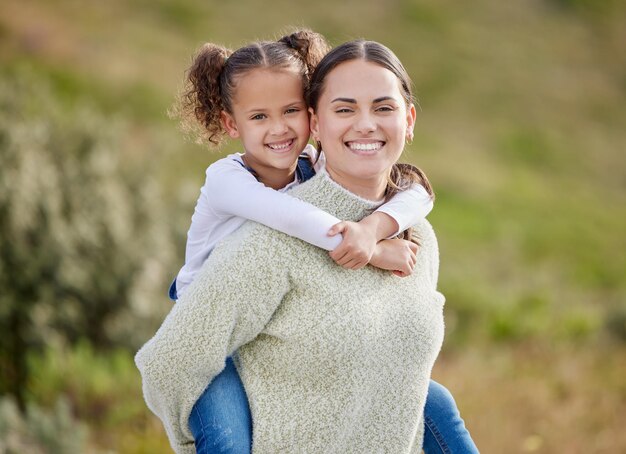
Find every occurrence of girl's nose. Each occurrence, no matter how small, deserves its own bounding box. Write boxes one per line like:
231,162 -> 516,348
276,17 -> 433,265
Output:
270,119 -> 289,135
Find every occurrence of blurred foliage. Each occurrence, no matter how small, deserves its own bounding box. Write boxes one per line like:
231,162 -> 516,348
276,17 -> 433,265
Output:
0,69 -> 174,407
0,396 -> 87,454
24,341 -> 170,453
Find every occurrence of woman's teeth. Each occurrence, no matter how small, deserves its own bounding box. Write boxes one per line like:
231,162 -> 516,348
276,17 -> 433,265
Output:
347,142 -> 383,151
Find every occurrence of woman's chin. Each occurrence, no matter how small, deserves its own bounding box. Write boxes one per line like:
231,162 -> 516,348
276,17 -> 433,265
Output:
327,162 -> 393,195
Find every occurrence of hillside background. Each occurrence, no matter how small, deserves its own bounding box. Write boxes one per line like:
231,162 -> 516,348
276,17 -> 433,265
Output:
0,0 -> 624,452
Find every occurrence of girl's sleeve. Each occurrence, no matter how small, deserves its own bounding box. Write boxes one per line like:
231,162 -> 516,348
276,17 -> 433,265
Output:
134,225 -> 291,453
206,161 -> 342,250
374,184 -> 434,236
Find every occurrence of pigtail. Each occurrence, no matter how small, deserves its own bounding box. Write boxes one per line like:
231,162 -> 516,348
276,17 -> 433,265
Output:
174,43 -> 232,146
278,29 -> 330,83
386,163 -> 434,244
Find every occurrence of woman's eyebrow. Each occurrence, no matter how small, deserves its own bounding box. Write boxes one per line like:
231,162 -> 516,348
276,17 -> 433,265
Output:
331,97 -> 357,104
373,96 -> 397,103
331,96 -> 398,104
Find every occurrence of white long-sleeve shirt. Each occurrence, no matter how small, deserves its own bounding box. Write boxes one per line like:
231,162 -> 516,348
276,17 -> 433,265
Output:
174,145 -> 433,298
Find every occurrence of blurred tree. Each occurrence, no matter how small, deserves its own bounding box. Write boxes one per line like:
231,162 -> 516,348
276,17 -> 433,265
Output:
0,70 -> 174,409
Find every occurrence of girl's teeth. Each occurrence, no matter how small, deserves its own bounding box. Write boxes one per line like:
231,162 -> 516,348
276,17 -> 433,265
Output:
268,140 -> 292,150
348,142 -> 382,151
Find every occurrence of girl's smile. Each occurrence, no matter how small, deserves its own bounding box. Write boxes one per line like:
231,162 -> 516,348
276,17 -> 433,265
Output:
266,138 -> 297,153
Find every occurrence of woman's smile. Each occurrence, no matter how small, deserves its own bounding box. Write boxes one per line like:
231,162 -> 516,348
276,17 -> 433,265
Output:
345,139 -> 386,155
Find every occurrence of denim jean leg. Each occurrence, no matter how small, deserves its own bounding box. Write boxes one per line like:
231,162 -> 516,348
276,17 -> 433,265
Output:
422,380 -> 479,454
188,357 -> 252,454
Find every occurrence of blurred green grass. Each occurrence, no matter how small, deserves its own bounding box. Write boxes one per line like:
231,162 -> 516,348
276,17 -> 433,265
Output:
1,0 -> 624,451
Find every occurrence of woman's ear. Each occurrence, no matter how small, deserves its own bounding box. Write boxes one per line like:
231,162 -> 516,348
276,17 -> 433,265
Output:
309,107 -> 320,142
406,104 -> 417,141
221,111 -> 240,139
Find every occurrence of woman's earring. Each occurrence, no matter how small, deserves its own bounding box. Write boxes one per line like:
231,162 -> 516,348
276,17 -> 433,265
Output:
406,132 -> 414,145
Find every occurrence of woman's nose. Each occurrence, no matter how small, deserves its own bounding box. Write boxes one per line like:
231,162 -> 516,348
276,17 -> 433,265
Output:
354,113 -> 376,134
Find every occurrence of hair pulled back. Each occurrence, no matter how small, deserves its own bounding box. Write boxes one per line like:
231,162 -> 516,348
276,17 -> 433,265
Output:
306,40 -> 433,242
175,29 -> 330,146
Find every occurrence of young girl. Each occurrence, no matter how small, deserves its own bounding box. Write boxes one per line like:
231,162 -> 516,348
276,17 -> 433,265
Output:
170,30 -> 477,453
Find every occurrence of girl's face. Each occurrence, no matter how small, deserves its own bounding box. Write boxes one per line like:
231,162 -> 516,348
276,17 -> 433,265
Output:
221,68 -> 310,174
310,59 -> 416,198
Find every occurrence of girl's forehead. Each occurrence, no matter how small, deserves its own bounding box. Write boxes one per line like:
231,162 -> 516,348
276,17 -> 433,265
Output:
232,68 -> 305,107
237,67 -> 302,84
235,68 -> 303,93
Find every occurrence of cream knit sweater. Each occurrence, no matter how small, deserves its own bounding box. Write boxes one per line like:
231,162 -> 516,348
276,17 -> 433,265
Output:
135,171 -> 445,454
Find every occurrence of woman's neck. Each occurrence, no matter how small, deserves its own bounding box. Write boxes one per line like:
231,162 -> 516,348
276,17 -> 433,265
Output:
241,155 -> 297,190
324,166 -> 387,201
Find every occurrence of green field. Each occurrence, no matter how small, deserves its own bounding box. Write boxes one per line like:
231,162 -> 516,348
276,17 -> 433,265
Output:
1,0 -> 625,452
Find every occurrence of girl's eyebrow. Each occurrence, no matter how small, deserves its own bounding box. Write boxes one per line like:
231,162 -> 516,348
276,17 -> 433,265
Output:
246,100 -> 305,113
284,100 -> 306,107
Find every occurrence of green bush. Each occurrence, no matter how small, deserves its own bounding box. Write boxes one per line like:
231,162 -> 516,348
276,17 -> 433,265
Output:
0,68 -> 174,406
23,342 -> 171,453
0,396 -> 87,454
26,341 -> 145,428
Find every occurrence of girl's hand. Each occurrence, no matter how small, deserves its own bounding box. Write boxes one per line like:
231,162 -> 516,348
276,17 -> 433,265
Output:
328,221 -> 378,269
369,239 -> 419,277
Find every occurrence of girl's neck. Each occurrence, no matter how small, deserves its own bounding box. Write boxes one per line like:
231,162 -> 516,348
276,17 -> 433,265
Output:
241,155 -> 298,190
325,166 -> 387,201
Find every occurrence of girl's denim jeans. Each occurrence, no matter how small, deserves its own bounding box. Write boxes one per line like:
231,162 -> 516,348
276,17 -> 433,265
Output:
189,357 -> 479,454
423,379 -> 479,453
188,357 -> 252,454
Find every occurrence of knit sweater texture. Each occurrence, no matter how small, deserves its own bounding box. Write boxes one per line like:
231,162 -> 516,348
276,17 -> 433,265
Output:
135,171 -> 445,454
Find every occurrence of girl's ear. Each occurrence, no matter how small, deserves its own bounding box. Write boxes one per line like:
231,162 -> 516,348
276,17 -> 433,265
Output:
221,111 -> 240,139
309,107 -> 320,141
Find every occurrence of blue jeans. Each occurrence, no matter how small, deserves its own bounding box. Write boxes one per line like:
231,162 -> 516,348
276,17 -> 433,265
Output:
189,358 -> 478,453
423,380 -> 479,453
189,357 -> 252,454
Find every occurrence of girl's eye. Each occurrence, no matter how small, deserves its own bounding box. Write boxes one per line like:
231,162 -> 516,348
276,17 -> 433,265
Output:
251,114 -> 266,120
285,108 -> 300,114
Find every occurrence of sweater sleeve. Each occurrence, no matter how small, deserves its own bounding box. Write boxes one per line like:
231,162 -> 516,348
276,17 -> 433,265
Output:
375,185 -> 434,236
412,221 -> 441,291
135,225 -> 291,453
206,159 -> 342,251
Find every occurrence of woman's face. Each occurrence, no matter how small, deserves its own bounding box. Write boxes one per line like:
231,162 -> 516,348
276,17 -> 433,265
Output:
310,59 -> 416,198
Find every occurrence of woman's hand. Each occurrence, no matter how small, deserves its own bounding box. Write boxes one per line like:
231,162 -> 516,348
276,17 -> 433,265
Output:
328,221 -> 378,269
369,239 -> 419,277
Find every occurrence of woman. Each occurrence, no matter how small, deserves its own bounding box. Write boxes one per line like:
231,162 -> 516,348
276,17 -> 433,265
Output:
136,40 -> 446,453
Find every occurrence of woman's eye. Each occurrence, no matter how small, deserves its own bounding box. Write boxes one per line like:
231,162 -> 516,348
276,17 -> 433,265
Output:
335,108 -> 352,114
376,106 -> 395,112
